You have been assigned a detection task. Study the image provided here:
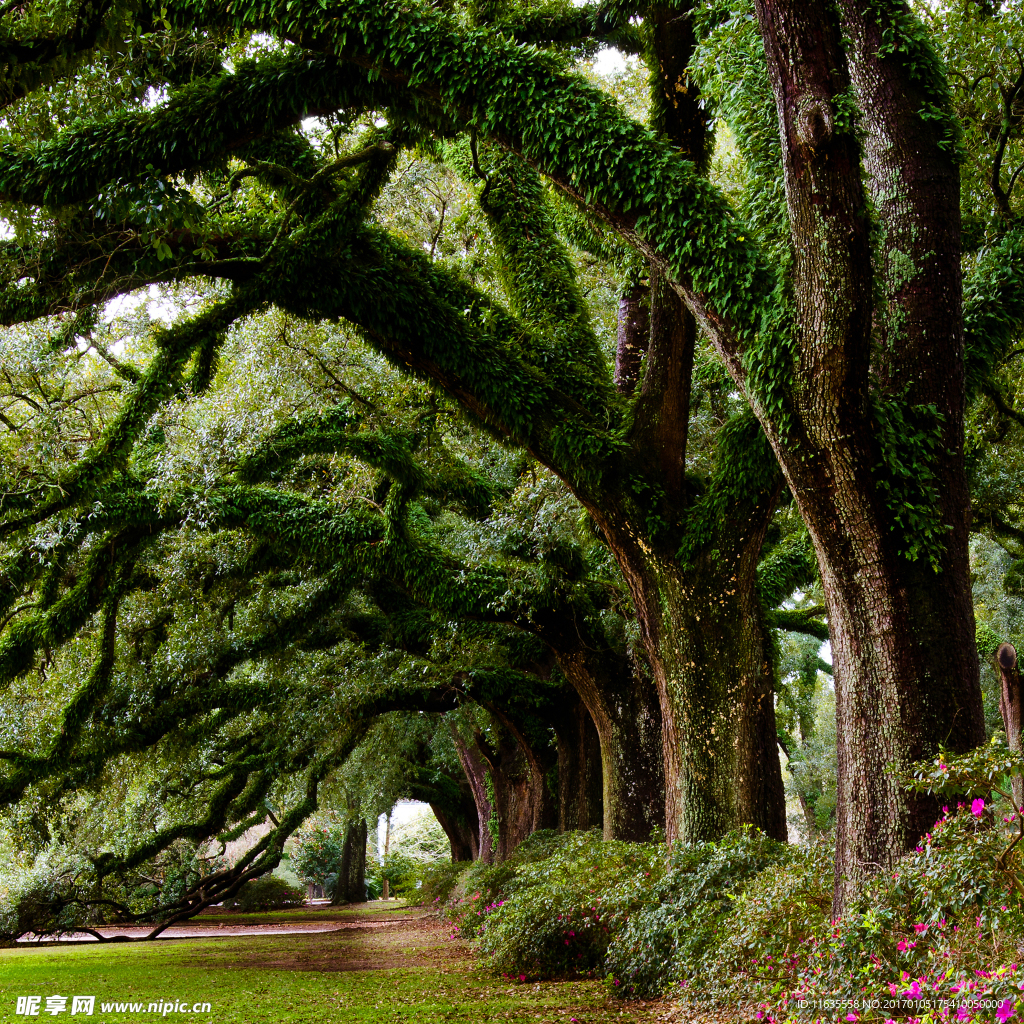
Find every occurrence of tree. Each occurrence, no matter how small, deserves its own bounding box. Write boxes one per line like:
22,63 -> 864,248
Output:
4,0 -> 1021,911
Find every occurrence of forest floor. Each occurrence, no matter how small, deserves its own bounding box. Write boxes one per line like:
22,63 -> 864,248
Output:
0,902 -> 727,1023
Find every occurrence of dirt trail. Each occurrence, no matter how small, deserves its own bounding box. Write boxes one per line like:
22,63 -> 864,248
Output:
187,906 -> 470,973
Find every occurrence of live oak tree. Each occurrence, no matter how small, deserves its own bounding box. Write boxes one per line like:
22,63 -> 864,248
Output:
0,0 -> 791,872
3,0 -> 1024,912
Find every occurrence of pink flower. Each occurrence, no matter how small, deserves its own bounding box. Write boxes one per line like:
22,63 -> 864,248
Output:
956,1008 -> 971,1023
914,923 -> 929,934
904,981 -> 922,998
972,798 -> 985,817
846,1014 -> 858,1022
998,999 -> 1017,1024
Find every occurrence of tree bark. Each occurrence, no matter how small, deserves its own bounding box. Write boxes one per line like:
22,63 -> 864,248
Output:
550,690 -> 604,832
429,799 -> 479,862
483,706 -> 559,860
594,467 -> 787,846
751,0 -> 986,912
551,640 -> 664,841
331,818 -> 367,904
615,284 -> 648,395
451,725 -> 496,864
999,642 -> 1024,811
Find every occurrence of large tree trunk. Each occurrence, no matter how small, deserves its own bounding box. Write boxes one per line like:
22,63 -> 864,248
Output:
750,0 -> 986,912
551,639 -> 664,841
451,725 -> 496,864
604,523 -> 788,845
549,690 -> 604,832
430,800 -> 479,862
484,706 -> 559,859
331,818 -> 367,904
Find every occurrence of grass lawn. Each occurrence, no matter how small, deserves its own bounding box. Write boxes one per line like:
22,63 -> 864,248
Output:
0,904 -> 677,1023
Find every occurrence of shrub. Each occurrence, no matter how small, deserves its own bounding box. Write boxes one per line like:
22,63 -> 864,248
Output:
224,874 -> 306,912
443,858 -> 519,937
420,860 -> 470,906
291,821 -> 345,889
475,830 -> 664,979
692,837 -> 834,1003
605,826 -> 792,997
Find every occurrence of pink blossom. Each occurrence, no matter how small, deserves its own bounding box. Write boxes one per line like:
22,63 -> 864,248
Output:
914,923 -> 929,934
972,798 -> 986,817
845,1014 -> 858,1022
904,981 -> 922,998
956,1009 -> 971,1023
998,999 -> 1017,1024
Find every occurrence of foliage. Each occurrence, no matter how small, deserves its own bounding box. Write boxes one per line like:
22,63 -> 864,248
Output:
603,827 -> 790,998
476,830 -> 664,980
224,874 -> 306,913
419,860 -> 469,906
0,848 -> 94,942
291,821 -> 346,888
443,859 -> 519,938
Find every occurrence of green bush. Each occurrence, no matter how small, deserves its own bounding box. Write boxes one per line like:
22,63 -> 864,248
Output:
420,860 -> 470,906
604,826 -> 791,997
225,874 -> 306,912
692,837 -> 833,1003
443,858 -> 518,937
475,830 -> 664,979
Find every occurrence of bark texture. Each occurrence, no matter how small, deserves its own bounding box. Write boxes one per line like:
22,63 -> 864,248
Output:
552,637 -> 664,841
451,726 -> 496,864
430,799 -> 479,862
331,818 -> 367,904
999,642 -> 1024,811
550,689 -> 605,832
751,0 -> 985,910
615,284 -> 648,395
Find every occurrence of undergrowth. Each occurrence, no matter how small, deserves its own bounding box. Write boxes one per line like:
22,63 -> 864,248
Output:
436,741 -> 1024,1023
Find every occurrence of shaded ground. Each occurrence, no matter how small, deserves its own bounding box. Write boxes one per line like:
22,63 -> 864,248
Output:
0,902 -> 707,1023
186,906 -> 471,972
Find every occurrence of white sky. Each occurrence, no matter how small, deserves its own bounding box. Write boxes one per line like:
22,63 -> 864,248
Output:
376,799 -> 430,858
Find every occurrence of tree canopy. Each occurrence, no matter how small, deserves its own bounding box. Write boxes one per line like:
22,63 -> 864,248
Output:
1,0 -> 1024,929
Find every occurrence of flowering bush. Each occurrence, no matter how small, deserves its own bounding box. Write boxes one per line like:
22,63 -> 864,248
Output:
754,741 -> 1024,1021
291,821 -> 345,890
443,859 -> 519,938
